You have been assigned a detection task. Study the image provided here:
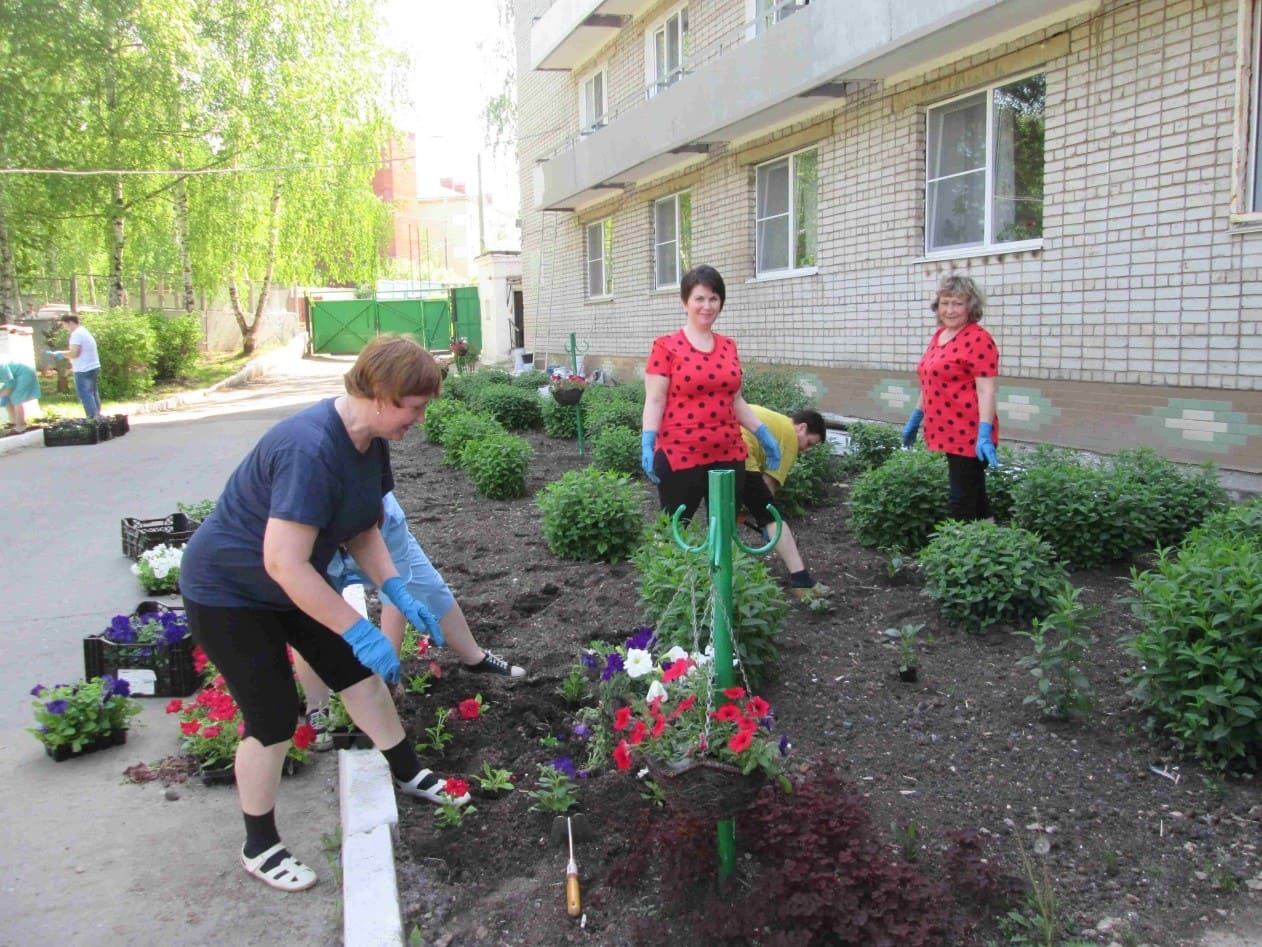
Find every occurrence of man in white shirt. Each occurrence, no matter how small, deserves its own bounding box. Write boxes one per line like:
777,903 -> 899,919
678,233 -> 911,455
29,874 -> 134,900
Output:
56,315 -> 102,418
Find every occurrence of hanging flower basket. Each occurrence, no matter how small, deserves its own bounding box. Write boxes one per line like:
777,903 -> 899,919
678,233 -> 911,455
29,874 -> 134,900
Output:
643,756 -> 767,821
550,385 -> 585,406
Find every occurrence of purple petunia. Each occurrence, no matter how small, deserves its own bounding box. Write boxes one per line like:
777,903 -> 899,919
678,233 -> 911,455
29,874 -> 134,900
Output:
625,627 -> 655,651
111,677 -> 132,697
29,684 -> 46,697
44,699 -> 69,715
601,653 -> 625,682
779,735 -> 790,756
572,723 -> 591,739
580,652 -> 601,670
548,757 -> 577,779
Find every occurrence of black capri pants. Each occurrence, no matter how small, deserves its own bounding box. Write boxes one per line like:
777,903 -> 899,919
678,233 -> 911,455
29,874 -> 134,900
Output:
653,453 -> 744,524
185,599 -> 373,747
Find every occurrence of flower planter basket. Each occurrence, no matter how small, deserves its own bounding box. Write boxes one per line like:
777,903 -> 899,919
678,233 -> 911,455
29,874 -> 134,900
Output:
550,386 -> 585,406
45,728 -> 128,763
120,513 -> 198,560
644,757 -> 767,821
83,633 -> 197,698
108,414 -> 129,437
43,418 -> 112,447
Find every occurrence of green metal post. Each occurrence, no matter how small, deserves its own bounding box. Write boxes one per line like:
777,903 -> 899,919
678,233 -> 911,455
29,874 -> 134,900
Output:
707,470 -> 737,879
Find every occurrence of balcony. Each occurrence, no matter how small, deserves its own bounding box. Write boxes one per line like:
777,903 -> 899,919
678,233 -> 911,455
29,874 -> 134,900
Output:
531,0 -> 660,72
534,0 -> 1099,211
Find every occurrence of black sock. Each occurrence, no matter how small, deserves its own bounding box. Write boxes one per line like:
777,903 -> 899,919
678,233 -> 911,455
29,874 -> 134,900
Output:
243,809 -> 280,858
789,570 -> 815,588
382,737 -> 421,783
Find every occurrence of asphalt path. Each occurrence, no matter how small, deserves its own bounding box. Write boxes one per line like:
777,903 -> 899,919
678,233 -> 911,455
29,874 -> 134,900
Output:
0,355 -> 351,946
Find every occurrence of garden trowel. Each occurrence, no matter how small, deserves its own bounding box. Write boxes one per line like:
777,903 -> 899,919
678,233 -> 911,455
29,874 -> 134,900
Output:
549,813 -> 594,917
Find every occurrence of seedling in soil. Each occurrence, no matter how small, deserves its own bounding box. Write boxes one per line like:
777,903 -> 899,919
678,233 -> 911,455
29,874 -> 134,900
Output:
539,733 -> 562,749
406,671 -> 433,696
415,709 -> 454,755
434,782 -> 476,829
882,622 -> 924,672
475,763 -> 514,794
558,669 -> 587,705
526,764 -> 578,814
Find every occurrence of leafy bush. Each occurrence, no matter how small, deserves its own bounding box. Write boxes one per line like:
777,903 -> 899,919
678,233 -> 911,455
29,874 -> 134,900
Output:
471,384 -> 543,432
1108,449 -> 1228,548
147,312 -> 202,381
1128,531 -> 1262,772
463,432 -> 532,499
590,424 -> 641,476
422,397 -> 473,446
848,449 -> 949,552
1015,583 -> 1096,720
583,398 -> 642,439
634,517 -> 786,686
440,412 -> 505,468
84,308 -> 156,399
536,468 -> 644,563
775,442 -> 842,517
541,398 -> 580,439
1011,463 -> 1132,570
984,446 -> 1026,523
443,369 -> 511,402
839,421 -> 902,474
510,369 -> 551,390
585,379 -> 644,407
1189,497 -> 1262,545
919,521 -> 1068,632
740,367 -> 813,415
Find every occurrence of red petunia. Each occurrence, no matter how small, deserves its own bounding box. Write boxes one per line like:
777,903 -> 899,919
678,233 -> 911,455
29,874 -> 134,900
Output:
444,777 -> 470,799
212,674 -> 226,690
457,699 -> 481,720
429,661 -> 443,678
723,687 -> 746,700
292,723 -> 317,750
661,659 -> 693,684
651,715 -> 667,738
202,725 -> 222,739
744,696 -> 770,719
417,636 -> 430,657
737,716 -> 758,733
181,721 -> 201,735
192,646 -> 209,673
612,740 -> 632,770
728,730 -> 753,753
164,699 -> 183,714
713,703 -> 743,722
613,706 -> 632,731
628,720 -> 648,746
237,721 -> 246,737
209,705 -> 237,722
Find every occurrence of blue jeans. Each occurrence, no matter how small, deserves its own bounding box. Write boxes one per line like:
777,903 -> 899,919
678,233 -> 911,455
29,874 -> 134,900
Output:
73,369 -> 101,418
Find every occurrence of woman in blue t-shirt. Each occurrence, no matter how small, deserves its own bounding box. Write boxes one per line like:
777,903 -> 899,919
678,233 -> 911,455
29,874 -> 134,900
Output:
180,336 -> 466,892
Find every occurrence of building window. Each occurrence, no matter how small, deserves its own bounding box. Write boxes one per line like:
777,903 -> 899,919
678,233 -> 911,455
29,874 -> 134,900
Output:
755,148 -> 818,276
586,218 -> 613,298
1252,4 -> 1262,211
925,73 -> 1045,254
753,0 -> 808,36
647,5 -> 689,97
580,67 -> 607,136
654,191 -> 692,288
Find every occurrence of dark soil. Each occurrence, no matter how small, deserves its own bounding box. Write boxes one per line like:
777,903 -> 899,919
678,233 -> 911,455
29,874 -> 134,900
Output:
389,430 -> 1260,947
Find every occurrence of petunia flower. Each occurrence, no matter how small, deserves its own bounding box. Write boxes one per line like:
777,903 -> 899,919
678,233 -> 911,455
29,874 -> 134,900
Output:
292,722 -> 317,750
601,653 -> 625,681
712,703 -> 743,722
722,686 -> 746,700
181,720 -> 201,735
613,706 -> 632,731
613,740 -> 632,770
44,699 -> 69,715
728,730 -> 753,753
444,777 -> 470,799
645,680 -> 668,703
548,757 -> 576,779
624,648 -> 653,679
29,684 -> 45,697
457,699 -> 481,720
165,699 -> 184,715
744,696 -> 770,719
625,627 -> 655,651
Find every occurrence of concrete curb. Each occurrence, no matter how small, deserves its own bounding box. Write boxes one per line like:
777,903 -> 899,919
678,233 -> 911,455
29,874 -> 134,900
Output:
339,750 -> 404,947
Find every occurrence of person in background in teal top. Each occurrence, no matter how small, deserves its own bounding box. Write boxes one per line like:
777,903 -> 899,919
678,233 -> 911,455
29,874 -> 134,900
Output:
0,361 -> 41,434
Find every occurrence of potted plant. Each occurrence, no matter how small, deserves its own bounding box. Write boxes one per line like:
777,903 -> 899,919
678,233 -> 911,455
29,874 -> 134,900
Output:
83,603 -> 197,697
131,543 -> 183,595
548,372 -> 589,406
29,676 -> 141,761
324,692 -> 373,750
450,337 -> 478,374
882,622 -> 924,682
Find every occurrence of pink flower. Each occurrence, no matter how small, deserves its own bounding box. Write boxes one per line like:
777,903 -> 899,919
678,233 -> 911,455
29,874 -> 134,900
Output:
181,721 -> 200,735
164,699 -> 183,714
612,741 -> 632,770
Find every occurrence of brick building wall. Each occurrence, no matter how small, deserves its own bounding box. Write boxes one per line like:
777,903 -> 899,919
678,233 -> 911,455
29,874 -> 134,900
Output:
517,0 -> 1262,471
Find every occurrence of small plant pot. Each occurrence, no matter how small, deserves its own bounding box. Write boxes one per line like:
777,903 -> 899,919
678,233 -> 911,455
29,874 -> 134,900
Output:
898,667 -> 919,683
44,728 -> 128,762
550,387 -> 585,406
330,729 -> 374,750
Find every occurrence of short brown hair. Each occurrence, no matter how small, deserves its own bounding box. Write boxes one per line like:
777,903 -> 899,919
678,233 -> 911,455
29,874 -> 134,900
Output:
344,335 -> 441,404
931,275 -> 986,323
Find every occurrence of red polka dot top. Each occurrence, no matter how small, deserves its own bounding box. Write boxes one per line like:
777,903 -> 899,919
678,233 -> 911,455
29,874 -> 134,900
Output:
646,329 -> 747,471
916,321 -> 999,457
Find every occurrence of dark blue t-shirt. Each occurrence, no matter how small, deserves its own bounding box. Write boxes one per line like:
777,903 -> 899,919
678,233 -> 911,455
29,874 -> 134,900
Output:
180,399 -> 394,609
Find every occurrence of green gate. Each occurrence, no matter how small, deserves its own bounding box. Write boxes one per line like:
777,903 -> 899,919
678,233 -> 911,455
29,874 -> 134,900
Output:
309,291 -> 481,355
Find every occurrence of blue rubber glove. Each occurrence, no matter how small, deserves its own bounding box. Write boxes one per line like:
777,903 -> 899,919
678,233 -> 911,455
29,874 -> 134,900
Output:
342,617 -> 401,685
640,431 -> 660,484
976,421 -> 1000,468
50,351 -> 65,361
380,576 -> 445,646
902,408 -> 924,448
753,424 -> 782,471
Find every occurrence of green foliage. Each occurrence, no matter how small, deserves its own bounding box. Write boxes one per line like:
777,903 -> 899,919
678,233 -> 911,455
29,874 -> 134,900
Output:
475,762 -> 515,794
510,369 -> 551,389
775,442 -> 842,516
422,397 -> 473,446
1189,497 -> 1262,545
85,309 -> 156,399
177,498 -> 216,522
536,469 -> 644,562
634,517 -> 786,687
1015,584 -> 1096,720
463,432 -> 532,499
882,623 -> 925,671
541,398 -> 580,438
28,677 -> 142,752
1011,463 -> 1131,570
983,446 -> 1026,523
848,449 -> 949,552
440,412 -> 506,469
471,384 -> 542,432
740,367 -> 813,415
558,669 -> 588,705
919,521 -> 1067,632
148,313 -> 203,381
443,370 -> 510,402
839,421 -> 902,474
415,709 -> 454,756
584,398 -> 642,439
525,764 -> 578,813
1107,449 -> 1229,548
590,424 -> 641,477
476,368 -> 513,385
585,380 -> 644,407
1128,531 -> 1262,772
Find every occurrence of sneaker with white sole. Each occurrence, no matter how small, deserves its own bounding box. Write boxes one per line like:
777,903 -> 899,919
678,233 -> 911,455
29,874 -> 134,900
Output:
306,707 -> 334,753
464,651 -> 526,678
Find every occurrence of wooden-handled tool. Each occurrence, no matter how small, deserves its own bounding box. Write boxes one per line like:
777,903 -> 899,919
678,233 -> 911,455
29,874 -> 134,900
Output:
565,816 -> 582,917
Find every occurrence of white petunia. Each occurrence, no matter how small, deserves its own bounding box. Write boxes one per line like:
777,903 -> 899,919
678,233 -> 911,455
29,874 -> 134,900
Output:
646,680 -> 668,703
624,648 -> 653,679
662,646 -> 689,664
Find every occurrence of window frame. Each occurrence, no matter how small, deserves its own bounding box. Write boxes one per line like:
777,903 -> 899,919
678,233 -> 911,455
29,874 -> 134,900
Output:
579,64 -> 608,137
644,3 -> 690,98
653,190 -> 692,290
585,217 -> 614,299
1231,0 -> 1262,224
747,0 -> 808,38
754,146 -> 819,278
923,70 -> 1046,257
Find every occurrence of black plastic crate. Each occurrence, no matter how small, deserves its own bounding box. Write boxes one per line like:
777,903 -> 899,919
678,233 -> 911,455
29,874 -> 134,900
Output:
83,632 -> 197,698
120,512 -> 198,560
108,414 -> 129,437
43,419 -> 104,447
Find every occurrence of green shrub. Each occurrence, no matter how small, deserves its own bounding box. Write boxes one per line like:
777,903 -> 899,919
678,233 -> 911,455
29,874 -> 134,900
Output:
422,398 -> 474,446
441,412 -> 505,468
510,369 -> 551,390
848,449 -> 949,552
584,398 -> 642,439
444,369 -> 511,402
983,447 -> 1027,523
740,368 -> 813,415
1015,584 -> 1096,720
84,308 -> 156,399
472,385 -> 543,432
590,424 -> 641,476
634,517 -> 786,687
775,442 -> 842,517
536,468 -> 644,563
1011,463 -> 1133,570
542,398 -> 580,439
839,422 -> 902,474
919,521 -> 1068,632
148,312 -> 202,381
1189,497 -> 1262,545
1108,449 -> 1228,549
463,432 -> 532,499
1128,532 -> 1262,772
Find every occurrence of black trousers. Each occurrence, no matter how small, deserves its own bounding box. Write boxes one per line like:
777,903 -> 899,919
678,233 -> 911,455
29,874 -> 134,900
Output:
946,453 -> 992,521
653,453 -> 744,525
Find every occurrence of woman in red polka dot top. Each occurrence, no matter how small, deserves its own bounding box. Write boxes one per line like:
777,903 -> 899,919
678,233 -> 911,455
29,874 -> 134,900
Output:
901,275 -> 1000,520
640,264 -> 782,521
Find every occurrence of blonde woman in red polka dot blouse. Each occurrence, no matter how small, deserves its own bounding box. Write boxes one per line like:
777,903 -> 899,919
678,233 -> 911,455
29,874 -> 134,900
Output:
641,264 -> 783,521
901,275 -> 1000,520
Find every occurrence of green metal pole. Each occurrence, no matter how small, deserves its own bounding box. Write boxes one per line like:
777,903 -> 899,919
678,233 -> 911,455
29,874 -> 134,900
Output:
568,331 -> 585,456
708,470 -> 737,879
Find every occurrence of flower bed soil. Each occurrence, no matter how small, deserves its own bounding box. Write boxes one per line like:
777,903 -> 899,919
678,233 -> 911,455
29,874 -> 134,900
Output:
388,430 -> 1259,946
